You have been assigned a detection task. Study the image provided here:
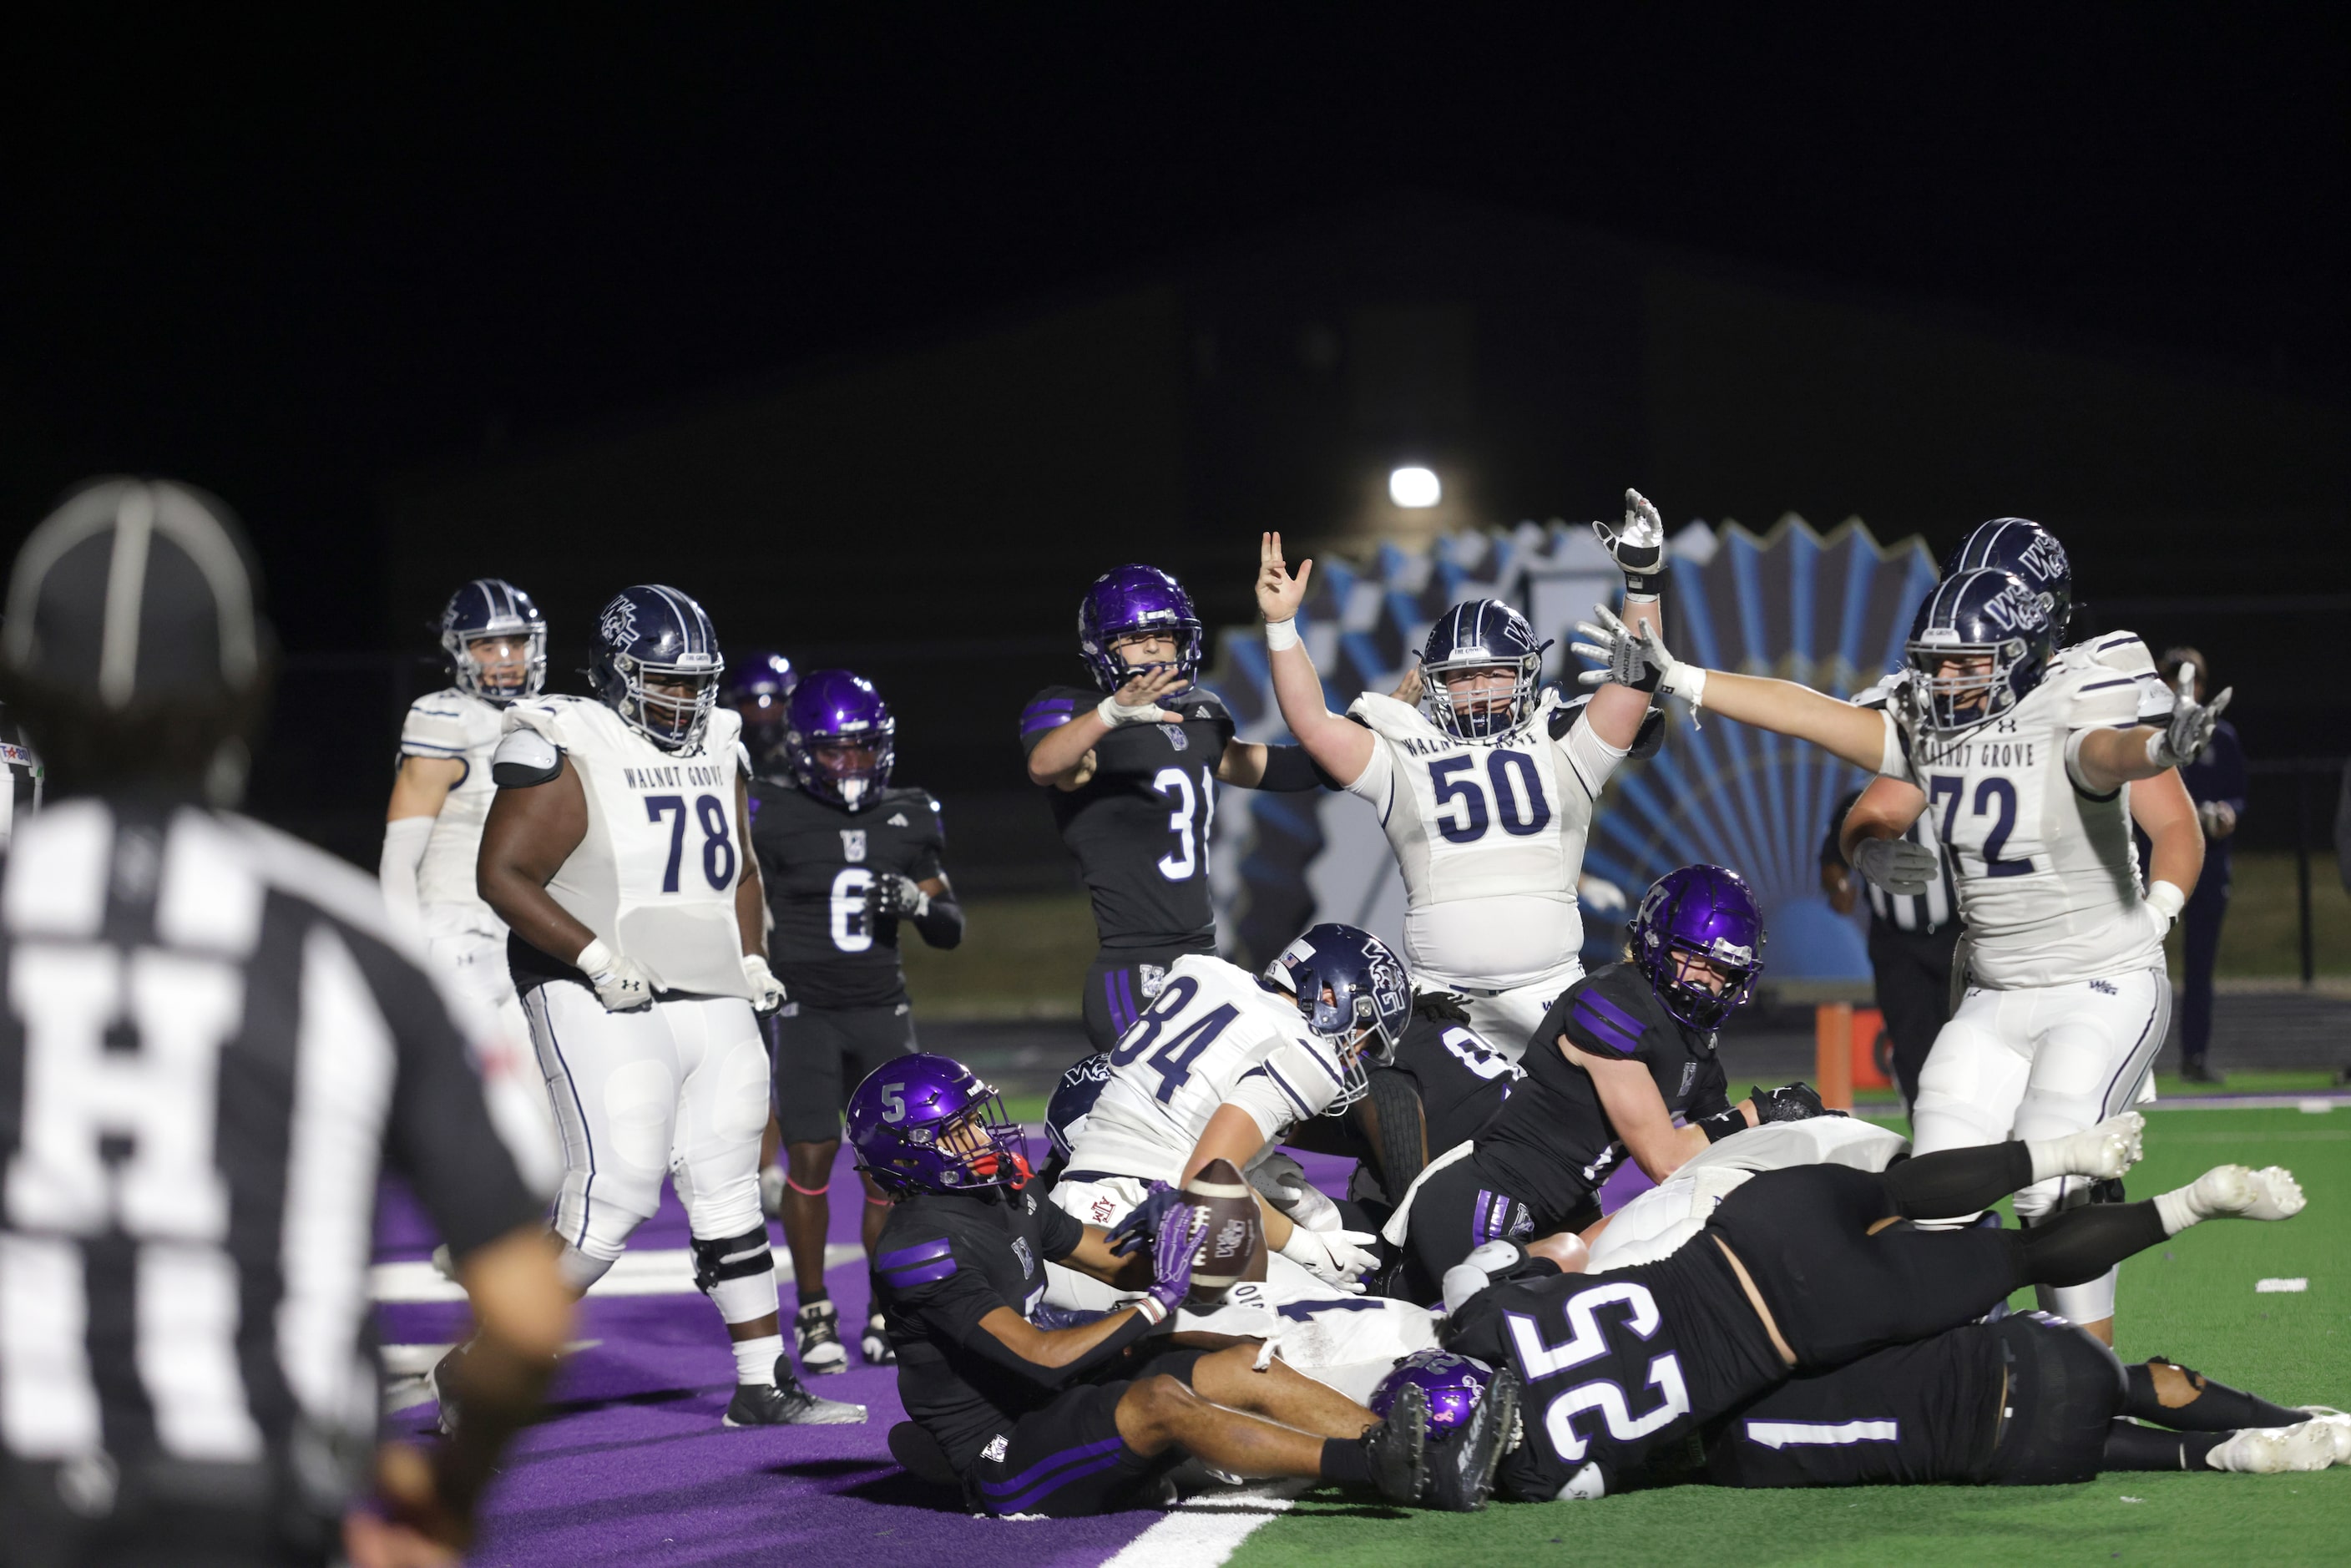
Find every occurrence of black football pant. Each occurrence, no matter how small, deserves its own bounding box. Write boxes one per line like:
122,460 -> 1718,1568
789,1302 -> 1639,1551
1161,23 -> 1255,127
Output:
1706,1148 -> 2168,1372
1080,941 -> 1211,1054
1866,919 -> 1959,1105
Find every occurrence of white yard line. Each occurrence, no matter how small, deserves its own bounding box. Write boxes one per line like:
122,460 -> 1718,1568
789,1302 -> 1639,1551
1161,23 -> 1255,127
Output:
1100,1481 -> 1308,1568
372,1242 -> 867,1302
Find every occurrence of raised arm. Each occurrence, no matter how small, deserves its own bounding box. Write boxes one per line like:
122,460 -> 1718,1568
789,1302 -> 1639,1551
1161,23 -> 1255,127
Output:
1580,490 -> 1669,752
2070,680 -> 2234,797
1256,532 -> 1376,787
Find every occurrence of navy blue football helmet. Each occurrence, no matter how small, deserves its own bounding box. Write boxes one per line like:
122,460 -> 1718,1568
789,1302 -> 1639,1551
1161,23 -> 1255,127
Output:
438,578 -> 546,705
1945,518 -> 2073,645
590,585 -> 725,751
1420,599 -> 1551,742
1044,1052 -> 1115,1162
1262,923 -> 1411,1110
1904,568 -> 2056,733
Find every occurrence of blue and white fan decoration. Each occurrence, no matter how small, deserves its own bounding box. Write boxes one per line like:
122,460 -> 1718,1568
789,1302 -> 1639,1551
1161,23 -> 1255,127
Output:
1203,514 -> 1939,980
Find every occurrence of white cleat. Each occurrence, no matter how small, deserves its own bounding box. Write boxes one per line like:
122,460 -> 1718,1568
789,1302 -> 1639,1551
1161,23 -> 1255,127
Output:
2207,1420 -> 2341,1474
2294,1409 -> 2351,1465
2069,1112 -> 2146,1181
2192,1164 -> 2307,1222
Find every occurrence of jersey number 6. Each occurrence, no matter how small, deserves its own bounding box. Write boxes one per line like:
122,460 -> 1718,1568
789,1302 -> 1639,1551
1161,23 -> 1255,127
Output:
1428,751 -> 1552,845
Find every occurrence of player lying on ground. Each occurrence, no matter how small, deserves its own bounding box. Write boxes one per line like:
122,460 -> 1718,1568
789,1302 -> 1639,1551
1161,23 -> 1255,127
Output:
1436,1112 -> 2303,1499
851,1055 -> 1519,1515
1575,558 -> 2223,1346
750,669 -> 963,1376
1043,924 -> 1444,1401
1023,564 -> 1335,1053
1383,864 -> 1838,1302
1252,494 -> 1668,1059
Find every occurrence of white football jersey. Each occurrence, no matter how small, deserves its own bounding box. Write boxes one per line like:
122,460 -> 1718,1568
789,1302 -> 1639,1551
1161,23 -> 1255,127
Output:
1067,953 -> 1352,1186
399,687 -> 507,931
1873,633 -> 2176,989
500,697 -> 756,1000
1341,690 -> 1624,991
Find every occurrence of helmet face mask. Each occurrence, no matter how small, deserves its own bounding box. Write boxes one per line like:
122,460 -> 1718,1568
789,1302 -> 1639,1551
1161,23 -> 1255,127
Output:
591,585 -> 724,752
785,670 -> 895,811
847,1053 -> 1029,1197
1419,599 -> 1550,743
441,578 -> 547,706
1904,568 -> 2055,735
1631,865 -> 1764,1032
721,650 -> 799,777
1266,923 -> 1412,1112
1079,565 -> 1203,693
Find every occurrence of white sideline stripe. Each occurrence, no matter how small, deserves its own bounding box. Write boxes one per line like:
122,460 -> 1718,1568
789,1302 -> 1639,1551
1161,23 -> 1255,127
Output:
2256,1278 -> 2309,1293
372,1243 -> 866,1302
1100,1480 -> 1307,1568
1745,1419 -> 1899,1449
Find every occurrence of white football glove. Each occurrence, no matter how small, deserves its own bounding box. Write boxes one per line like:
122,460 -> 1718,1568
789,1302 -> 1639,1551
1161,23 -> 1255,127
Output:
1591,488 -> 1667,597
2148,685 -> 2232,770
867,873 -> 931,921
1276,1224 -> 1379,1292
1247,1152 -> 1343,1233
1852,837 -> 1942,898
574,938 -> 654,1013
1571,604 -> 1704,704
741,953 -> 788,1014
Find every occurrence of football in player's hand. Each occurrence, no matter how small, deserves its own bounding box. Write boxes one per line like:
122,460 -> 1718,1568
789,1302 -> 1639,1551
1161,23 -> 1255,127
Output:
1182,1158 -> 1268,1308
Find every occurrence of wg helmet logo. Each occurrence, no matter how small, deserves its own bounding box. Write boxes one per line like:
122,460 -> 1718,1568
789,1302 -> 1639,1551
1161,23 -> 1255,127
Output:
599,597 -> 640,649
1979,581 -> 2048,634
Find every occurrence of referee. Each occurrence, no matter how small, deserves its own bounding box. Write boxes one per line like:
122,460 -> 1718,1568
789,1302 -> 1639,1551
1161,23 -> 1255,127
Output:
0,479 -> 570,1567
1821,785 -> 1962,1105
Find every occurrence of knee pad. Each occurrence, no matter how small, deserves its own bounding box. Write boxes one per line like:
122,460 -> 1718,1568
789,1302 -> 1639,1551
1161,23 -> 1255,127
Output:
2040,1271 -> 2119,1329
2012,1172 -> 2092,1227
693,1224 -> 779,1325
601,1057 -> 681,1179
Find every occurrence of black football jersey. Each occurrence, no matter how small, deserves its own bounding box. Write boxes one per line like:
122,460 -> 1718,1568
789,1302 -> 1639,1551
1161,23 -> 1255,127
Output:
748,780 -> 945,1009
1474,962 -> 1732,1227
1451,1240 -> 1787,1500
1019,683 -> 1235,951
1390,1006 -> 1524,1157
872,1185 -> 1087,1470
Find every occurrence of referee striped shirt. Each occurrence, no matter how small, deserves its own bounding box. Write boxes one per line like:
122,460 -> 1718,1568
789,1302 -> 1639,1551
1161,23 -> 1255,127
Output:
1823,788 -> 1957,935
0,797 -> 549,1521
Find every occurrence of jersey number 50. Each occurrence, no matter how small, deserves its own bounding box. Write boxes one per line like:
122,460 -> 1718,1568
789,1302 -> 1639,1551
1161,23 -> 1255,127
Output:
1427,751 -> 1551,845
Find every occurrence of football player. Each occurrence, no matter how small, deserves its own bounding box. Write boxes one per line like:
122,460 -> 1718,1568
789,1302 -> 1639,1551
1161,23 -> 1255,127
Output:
750,669 -> 963,1375
1251,492 -> 1670,1060
1438,1120 -> 2303,1500
1576,562 -> 2225,1347
851,1054 -> 1517,1515
380,578 -> 546,1044
721,648 -> 798,782
1021,564 -> 1334,1053
1383,865 -> 1837,1302
473,584 -> 862,1428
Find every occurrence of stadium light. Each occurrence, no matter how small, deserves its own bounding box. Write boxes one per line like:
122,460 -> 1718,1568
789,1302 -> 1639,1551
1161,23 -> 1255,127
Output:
1388,466 -> 1441,508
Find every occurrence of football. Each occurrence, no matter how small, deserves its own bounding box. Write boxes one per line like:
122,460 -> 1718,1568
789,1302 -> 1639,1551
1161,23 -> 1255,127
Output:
1182,1157 -> 1268,1308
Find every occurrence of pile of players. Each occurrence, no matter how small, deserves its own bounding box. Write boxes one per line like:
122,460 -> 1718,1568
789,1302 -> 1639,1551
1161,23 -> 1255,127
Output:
390,495 -> 2346,1520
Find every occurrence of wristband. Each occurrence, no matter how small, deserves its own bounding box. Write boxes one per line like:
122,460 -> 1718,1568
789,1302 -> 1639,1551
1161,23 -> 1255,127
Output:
1661,663 -> 1706,709
2146,880 -> 2187,924
1099,693 -> 1167,726
574,937 -> 616,977
1264,617 -> 1300,652
1696,1105 -> 1749,1144
1623,589 -> 1660,606
1133,1295 -> 1168,1326
2145,731 -> 2168,769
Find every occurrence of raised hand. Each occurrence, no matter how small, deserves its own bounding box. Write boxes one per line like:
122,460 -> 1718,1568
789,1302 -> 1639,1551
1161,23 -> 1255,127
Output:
1593,488 -> 1667,593
2150,682 -> 2232,770
1257,532 -> 1312,625
1100,662 -> 1189,726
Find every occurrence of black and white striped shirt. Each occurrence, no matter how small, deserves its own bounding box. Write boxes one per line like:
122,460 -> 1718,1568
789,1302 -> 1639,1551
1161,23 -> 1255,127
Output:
1823,787 -> 1958,936
0,797 -> 549,1520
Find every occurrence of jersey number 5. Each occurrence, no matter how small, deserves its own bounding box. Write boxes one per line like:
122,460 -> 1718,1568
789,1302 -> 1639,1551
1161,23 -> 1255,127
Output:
1505,1280 -> 1692,1464
1427,750 -> 1552,845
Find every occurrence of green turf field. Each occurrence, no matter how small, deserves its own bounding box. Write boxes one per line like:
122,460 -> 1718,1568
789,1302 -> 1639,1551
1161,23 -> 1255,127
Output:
1232,1105 -> 2350,1567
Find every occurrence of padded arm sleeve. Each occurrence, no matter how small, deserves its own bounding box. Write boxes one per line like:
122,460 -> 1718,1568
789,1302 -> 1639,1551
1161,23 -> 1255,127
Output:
1253,744 -> 1328,792
379,816 -> 432,925
490,726 -> 563,788
1557,712 -> 1630,800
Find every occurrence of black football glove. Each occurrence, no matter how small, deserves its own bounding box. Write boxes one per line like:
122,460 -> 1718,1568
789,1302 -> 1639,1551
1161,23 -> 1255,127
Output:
867,873 -> 931,921
1749,1082 -> 1847,1123
1413,990 -> 1474,1024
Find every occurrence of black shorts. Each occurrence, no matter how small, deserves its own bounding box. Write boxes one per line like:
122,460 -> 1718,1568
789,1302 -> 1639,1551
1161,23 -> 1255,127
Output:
770,1003 -> 918,1145
1394,1155 -> 1559,1306
1706,1164 -> 2022,1371
1983,1316 -> 2126,1486
1082,942 -> 1212,1053
964,1348 -> 1207,1518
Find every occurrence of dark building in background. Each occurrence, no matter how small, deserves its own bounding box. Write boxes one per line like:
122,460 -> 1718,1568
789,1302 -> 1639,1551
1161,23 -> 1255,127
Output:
307,196 -> 2342,886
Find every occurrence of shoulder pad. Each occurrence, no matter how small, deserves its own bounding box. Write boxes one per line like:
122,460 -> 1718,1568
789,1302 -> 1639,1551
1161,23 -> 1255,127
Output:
1181,688 -> 1232,722
1850,670 -> 1911,711
2084,631 -> 2157,676
1020,688 -> 1085,740
1347,690 -> 1438,745
490,726 -> 564,788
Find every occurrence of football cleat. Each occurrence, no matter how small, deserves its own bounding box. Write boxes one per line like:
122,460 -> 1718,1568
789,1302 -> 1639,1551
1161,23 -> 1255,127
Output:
723,1358 -> 867,1427
2193,1165 -> 2307,1223
2206,1420 -> 2341,1474
426,1342 -> 469,1439
862,1312 -> 897,1366
795,1299 -> 849,1374
1425,1367 -> 1520,1512
2295,1409 -> 2351,1465
2063,1112 -> 2146,1181
1362,1383 -> 1429,1505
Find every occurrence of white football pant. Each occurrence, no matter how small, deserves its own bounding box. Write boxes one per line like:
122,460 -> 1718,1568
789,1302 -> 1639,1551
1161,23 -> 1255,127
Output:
526,980 -> 776,1323
1457,966 -> 1582,1064
1909,966 -> 2172,1324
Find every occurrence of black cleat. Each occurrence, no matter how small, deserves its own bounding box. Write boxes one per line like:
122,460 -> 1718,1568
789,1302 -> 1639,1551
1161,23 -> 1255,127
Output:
794,1299 -> 848,1374
426,1341 -> 470,1439
1362,1383 -> 1428,1505
723,1357 -> 868,1427
1426,1368 -> 1519,1512
861,1312 -> 897,1367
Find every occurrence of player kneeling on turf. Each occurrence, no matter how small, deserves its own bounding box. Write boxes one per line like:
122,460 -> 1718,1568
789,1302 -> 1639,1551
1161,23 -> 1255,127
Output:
852,1054 -> 1519,1514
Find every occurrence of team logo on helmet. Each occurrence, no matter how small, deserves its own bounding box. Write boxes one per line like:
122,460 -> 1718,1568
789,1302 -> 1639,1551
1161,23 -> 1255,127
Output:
599,596 -> 639,650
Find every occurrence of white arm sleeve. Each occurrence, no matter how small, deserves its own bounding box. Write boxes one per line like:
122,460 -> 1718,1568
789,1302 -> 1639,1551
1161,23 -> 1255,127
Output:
379,815 -> 433,928
1557,712 -> 1631,799
1875,709 -> 1909,780
1339,728 -> 1396,811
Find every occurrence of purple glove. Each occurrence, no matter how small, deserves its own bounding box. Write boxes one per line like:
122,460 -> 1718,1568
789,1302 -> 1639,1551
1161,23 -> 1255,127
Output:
1107,1181 -> 1183,1257
1145,1201 -> 1206,1318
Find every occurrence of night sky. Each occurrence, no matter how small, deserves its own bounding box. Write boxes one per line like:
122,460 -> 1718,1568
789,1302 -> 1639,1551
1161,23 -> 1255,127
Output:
8,7 -> 2343,650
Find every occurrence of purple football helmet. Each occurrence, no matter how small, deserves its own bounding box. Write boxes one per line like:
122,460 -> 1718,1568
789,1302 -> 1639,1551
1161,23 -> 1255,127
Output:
1630,864 -> 1764,1031
847,1053 -> 1029,1197
785,669 -> 895,812
1370,1349 -> 1496,1437
1078,564 -> 1203,693
722,649 -> 798,778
